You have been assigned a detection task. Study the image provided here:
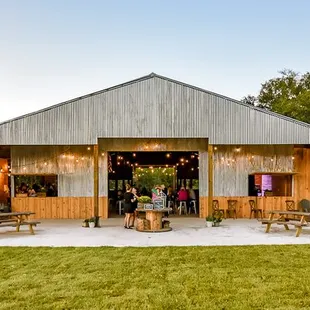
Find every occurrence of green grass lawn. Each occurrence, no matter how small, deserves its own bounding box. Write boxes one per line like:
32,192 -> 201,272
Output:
1,246 -> 310,310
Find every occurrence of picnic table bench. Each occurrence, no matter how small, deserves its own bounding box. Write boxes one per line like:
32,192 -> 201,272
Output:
0,212 -> 40,235
260,210 -> 310,237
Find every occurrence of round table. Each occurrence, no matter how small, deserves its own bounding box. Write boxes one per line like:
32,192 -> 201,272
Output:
136,208 -> 172,232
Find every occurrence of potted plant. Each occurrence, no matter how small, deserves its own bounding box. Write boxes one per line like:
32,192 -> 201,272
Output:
88,217 -> 96,228
213,211 -> 223,227
82,219 -> 89,228
206,216 -> 214,227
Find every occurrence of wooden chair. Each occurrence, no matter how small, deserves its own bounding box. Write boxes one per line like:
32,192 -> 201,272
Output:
249,200 -> 263,219
212,200 -> 225,219
285,200 -> 299,219
285,200 -> 298,212
226,200 -> 237,219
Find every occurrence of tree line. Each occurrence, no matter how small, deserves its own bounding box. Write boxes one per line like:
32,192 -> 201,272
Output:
241,69 -> 310,124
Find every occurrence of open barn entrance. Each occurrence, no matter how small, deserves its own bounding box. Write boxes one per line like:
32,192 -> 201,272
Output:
107,151 -> 199,217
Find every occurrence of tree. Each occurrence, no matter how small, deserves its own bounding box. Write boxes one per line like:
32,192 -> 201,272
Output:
241,95 -> 257,106
242,70 -> 310,123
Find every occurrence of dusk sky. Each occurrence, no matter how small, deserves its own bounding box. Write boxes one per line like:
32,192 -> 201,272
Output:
1,0 -> 309,122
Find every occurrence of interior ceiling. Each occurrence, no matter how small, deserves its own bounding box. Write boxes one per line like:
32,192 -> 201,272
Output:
0,146 -> 10,158
109,151 -> 199,167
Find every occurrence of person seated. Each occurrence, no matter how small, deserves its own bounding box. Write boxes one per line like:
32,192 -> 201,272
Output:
28,188 -> 37,197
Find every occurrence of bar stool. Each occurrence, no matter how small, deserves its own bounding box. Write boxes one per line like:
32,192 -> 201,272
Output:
226,200 -> 237,219
178,201 -> 187,215
117,200 -> 124,215
189,200 -> 197,214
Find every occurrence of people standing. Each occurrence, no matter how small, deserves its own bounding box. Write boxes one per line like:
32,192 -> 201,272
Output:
123,184 -> 136,229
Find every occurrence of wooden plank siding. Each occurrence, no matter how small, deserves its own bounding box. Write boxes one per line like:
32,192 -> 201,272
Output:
12,197 -> 94,219
200,196 -> 301,219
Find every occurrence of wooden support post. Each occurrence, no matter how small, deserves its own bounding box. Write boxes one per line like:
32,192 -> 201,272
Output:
208,144 -> 214,216
93,144 -> 99,221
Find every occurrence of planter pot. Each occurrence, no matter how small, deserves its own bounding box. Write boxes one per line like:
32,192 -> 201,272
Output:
213,222 -> 220,227
89,222 -> 95,228
206,221 -> 213,228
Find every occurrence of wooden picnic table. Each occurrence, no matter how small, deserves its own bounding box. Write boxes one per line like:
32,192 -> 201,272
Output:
0,211 -> 40,234
261,210 -> 310,237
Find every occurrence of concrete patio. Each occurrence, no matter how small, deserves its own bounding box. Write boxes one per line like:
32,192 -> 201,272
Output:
1,217 -> 310,247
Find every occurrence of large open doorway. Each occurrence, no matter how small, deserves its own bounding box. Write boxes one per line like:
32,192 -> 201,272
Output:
107,151 -> 199,217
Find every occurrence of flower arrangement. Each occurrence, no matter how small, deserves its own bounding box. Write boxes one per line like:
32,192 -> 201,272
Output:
138,196 -> 152,203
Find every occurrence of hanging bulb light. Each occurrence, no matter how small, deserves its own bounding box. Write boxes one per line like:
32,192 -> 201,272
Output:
166,153 -> 171,158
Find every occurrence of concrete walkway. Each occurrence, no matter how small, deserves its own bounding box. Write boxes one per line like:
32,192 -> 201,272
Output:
1,217 -> 310,247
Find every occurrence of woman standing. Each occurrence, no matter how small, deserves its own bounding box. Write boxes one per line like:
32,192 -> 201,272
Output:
129,187 -> 139,228
123,184 -> 136,229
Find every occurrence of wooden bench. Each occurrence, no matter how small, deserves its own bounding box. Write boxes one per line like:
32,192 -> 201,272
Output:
0,221 -> 40,235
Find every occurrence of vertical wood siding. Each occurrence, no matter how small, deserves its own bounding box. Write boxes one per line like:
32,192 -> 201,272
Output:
0,76 -> 309,145
213,145 -> 294,196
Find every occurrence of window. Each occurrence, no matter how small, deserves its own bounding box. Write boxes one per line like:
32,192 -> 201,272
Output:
14,175 -> 58,197
248,174 -> 293,197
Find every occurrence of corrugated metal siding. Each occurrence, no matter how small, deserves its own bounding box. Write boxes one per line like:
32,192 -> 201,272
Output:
0,75 -> 309,145
213,145 -> 294,196
11,146 -> 94,197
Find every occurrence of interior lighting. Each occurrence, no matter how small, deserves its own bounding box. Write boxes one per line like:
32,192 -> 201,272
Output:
221,157 -> 225,161
44,162 -> 47,165
23,167 -> 26,170
87,147 -> 91,151
191,154 -> 195,158
166,153 -> 171,158
185,160 -> 189,163
76,159 -> 79,163
135,163 -> 138,166
166,164 -> 168,167
251,155 -> 255,159
62,154 -> 66,158
214,147 -> 218,151
181,163 -> 184,166
81,157 -> 85,160
0,168 -> 3,173
176,163 -> 179,166
271,159 -> 274,162
126,161 -> 130,164
101,153 -> 105,156
235,147 -> 241,152
292,156 -> 295,160
117,162 -> 120,165
180,158 -> 184,162
133,153 -> 136,157
191,168 -> 194,171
